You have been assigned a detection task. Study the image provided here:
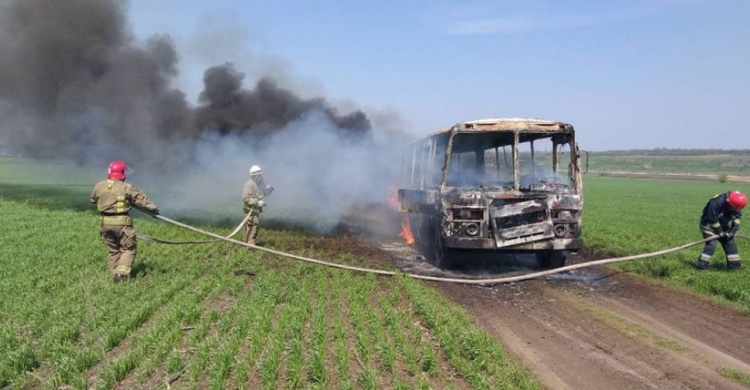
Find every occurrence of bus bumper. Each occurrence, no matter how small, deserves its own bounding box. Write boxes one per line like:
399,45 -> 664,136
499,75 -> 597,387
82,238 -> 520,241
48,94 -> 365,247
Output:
444,237 -> 583,251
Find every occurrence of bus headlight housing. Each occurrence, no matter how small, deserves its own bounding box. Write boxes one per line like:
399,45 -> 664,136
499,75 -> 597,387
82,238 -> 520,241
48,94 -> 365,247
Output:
464,222 -> 480,236
554,224 -> 569,238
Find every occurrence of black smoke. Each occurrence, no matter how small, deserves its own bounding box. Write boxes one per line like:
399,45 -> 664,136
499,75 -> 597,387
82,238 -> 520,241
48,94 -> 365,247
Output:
0,0 -> 411,233
0,0 -> 371,161
194,64 -> 370,139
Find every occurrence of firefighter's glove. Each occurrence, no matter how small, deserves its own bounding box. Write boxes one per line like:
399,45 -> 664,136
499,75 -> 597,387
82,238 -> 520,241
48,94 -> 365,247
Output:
150,208 -> 160,217
728,225 -> 739,238
265,185 -> 275,195
257,200 -> 266,208
719,231 -> 729,239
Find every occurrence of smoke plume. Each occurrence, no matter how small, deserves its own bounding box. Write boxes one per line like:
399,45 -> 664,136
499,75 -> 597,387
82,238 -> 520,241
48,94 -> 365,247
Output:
0,0 -> 409,230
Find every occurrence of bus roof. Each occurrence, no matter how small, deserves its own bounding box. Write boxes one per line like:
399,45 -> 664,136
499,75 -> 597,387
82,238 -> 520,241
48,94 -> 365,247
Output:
431,118 -> 573,136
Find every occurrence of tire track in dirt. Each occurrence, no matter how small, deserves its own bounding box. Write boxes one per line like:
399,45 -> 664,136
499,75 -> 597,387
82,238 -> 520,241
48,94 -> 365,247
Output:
364,238 -> 750,389
439,269 -> 750,390
588,272 -> 750,370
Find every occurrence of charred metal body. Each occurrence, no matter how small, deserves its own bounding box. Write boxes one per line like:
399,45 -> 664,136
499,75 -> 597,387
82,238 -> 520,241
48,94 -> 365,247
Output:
399,118 -> 583,268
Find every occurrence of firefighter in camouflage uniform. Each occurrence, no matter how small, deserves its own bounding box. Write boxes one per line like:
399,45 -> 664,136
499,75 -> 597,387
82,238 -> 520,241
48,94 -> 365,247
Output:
242,165 -> 273,246
696,190 -> 747,271
90,161 -> 159,282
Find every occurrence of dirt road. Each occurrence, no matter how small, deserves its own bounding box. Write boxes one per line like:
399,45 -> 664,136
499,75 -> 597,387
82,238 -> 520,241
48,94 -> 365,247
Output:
376,241 -> 750,389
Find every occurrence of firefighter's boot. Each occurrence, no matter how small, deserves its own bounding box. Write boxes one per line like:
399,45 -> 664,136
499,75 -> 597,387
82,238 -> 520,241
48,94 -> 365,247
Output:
114,273 -> 129,283
695,259 -> 710,271
727,261 -> 742,271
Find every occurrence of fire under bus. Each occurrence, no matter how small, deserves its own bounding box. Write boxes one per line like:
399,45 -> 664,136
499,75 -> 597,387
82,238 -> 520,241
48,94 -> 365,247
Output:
398,118 -> 584,268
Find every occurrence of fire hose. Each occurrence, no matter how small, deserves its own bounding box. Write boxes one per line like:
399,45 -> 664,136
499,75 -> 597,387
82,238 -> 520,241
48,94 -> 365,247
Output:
137,209 -> 748,285
137,192 -> 270,244
137,210 -> 253,244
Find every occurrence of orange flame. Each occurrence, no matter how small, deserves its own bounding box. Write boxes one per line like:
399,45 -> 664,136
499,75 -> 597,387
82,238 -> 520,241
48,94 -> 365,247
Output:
387,186 -> 414,245
400,216 -> 415,245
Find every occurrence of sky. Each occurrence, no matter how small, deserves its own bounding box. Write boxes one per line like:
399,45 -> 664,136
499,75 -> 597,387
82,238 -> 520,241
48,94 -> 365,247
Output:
127,0 -> 750,151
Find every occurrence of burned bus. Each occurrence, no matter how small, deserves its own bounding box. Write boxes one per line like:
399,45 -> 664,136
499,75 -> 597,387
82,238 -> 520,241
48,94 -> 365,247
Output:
398,118 -> 583,268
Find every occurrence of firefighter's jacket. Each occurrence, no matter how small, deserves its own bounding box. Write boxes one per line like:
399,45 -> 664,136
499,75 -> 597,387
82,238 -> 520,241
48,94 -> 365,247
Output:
242,177 -> 271,214
700,192 -> 742,233
90,179 -> 159,225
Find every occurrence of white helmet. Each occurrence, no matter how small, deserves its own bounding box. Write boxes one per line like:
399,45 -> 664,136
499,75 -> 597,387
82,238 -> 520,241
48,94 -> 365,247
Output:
249,165 -> 263,176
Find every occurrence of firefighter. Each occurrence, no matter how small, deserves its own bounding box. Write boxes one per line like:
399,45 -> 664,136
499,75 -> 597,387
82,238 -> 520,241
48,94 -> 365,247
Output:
696,190 -> 746,271
90,161 -> 159,282
242,165 -> 274,245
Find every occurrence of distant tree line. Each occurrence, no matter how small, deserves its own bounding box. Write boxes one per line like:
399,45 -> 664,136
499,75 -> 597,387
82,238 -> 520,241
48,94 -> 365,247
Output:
592,148 -> 750,156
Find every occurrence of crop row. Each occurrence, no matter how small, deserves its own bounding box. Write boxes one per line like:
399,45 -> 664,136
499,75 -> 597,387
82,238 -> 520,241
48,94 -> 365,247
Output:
0,203 -> 539,389
582,176 -> 750,313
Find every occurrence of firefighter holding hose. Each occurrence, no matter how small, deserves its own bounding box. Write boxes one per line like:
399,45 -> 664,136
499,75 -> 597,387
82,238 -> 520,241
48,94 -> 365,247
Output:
90,161 -> 159,282
242,165 -> 274,246
696,190 -> 746,271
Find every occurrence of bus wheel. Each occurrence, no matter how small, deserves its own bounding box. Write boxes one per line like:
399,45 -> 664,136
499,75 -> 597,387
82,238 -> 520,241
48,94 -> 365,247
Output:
536,250 -> 567,269
430,227 -> 454,269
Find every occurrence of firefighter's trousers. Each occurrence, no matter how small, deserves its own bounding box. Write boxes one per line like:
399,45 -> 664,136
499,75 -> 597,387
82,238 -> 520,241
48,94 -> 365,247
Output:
101,224 -> 137,276
698,225 -> 740,265
244,214 -> 261,245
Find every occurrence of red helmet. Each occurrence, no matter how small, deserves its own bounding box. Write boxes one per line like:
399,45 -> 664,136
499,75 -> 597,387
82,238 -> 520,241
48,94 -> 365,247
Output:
107,161 -> 127,180
727,191 -> 747,210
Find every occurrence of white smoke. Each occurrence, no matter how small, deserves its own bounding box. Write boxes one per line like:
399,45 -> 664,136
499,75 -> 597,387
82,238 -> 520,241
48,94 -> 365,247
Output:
139,111 -> 405,231
0,0 -> 417,233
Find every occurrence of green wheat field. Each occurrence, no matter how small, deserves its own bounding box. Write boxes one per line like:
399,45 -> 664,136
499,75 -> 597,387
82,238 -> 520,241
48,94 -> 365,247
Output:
1,157 -> 749,389
0,158 -> 536,389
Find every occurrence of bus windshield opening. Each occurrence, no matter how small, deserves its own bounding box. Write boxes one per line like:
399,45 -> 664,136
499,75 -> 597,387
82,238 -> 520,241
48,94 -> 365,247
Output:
446,132 -> 575,192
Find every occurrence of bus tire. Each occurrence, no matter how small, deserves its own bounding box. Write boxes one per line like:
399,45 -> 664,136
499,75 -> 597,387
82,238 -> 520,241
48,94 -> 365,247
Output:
430,224 -> 454,269
537,250 -> 566,269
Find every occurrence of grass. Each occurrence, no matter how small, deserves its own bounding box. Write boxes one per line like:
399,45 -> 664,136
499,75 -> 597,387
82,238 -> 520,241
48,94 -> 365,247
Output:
587,153 -> 750,176
0,157 -> 539,389
719,367 -> 750,388
7,158 -> 748,388
582,176 -> 750,314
